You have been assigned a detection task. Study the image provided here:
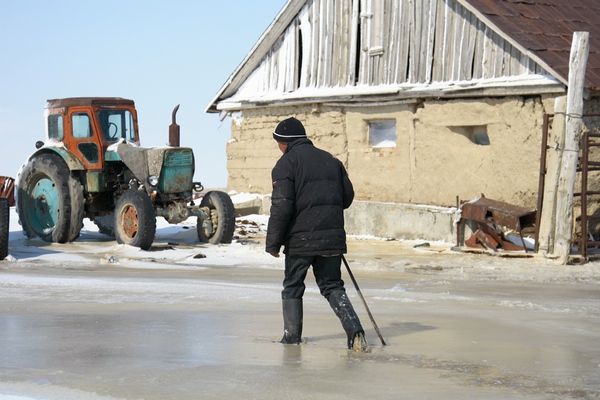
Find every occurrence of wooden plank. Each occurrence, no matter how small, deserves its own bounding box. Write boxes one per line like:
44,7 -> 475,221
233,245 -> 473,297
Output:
408,0 -> 419,83
397,0 -> 411,83
502,39 -> 512,77
461,11 -> 478,80
343,0 -> 353,86
358,0 -> 369,85
431,0 -> 446,82
293,20 -> 300,90
330,0 -> 339,86
417,0 -> 426,83
482,26 -> 495,78
387,0 -> 399,83
316,0 -> 326,87
314,0 -> 321,87
381,0 -> 393,84
332,0 -> 345,86
371,0 -> 385,84
458,5 -> 471,80
286,22 -> 297,91
471,19 -> 484,79
493,33 -> 505,77
313,0 -> 321,87
424,0 -> 437,84
298,5 -> 312,88
305,0 -> 314,87
450,1 -> 462,81
322,0 -> 333,87
511,44 -> 523,76
348,0 -> 359,86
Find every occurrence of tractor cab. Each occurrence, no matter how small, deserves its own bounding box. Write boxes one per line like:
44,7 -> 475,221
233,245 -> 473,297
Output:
44,97 -> 140,170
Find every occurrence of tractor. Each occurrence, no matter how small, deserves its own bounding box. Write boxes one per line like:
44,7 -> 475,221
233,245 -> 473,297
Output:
15,97 -> 235,250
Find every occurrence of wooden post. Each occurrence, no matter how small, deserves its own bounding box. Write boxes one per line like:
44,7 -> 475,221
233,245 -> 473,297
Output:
553,32 -> 590,264
537,97 -> 567,255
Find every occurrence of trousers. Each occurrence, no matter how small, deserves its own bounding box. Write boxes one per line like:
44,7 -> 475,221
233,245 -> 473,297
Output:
282,255 -> 346,300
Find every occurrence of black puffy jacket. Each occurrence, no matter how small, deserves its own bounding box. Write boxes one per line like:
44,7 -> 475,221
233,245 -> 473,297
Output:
265,138 -> 354,256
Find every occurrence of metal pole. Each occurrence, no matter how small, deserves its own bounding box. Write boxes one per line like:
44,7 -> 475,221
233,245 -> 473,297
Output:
341,255 -> 386,346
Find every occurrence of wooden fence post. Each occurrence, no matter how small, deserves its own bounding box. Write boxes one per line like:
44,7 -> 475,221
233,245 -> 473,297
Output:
553,31 -> 590,264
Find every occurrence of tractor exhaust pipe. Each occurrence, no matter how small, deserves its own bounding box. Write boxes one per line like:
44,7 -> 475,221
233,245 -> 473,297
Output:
169,104 -> 180,147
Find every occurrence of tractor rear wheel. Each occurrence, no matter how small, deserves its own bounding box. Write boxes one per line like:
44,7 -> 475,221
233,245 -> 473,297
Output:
16,154 -> 78,243
0,197 -> 9,260
197,191 -> 235,244
114,190 -> 156,250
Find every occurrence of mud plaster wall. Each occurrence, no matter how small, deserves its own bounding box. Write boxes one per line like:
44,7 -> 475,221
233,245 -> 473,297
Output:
227,96 -> 556,208
227,106 -> 347,193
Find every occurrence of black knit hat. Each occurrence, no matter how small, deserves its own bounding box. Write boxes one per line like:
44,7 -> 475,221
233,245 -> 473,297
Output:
273,117 -> 307,142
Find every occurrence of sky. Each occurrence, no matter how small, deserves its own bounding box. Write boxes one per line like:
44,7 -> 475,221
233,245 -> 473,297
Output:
0,0 -> 287,188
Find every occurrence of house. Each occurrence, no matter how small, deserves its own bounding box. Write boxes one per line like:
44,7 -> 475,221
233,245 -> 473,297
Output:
206,0 -> 600,248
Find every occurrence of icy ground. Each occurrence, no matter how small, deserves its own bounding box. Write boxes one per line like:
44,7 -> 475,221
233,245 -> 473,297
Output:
2,201 -> 599,284
1,200 -> 600,399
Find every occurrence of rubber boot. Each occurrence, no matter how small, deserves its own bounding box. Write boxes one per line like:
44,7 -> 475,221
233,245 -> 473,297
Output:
328,290 -> 371,352
280,298 -> 303,344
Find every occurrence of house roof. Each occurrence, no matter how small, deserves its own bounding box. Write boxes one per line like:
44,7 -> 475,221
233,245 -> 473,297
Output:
207,0 -> 600,113
460,0 -> 600,90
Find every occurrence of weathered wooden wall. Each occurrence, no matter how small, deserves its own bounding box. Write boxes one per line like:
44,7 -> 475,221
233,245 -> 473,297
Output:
233,0 -> 544,100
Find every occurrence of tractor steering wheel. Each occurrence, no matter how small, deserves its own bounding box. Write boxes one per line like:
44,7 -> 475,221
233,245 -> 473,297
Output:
108,122 -> 119,139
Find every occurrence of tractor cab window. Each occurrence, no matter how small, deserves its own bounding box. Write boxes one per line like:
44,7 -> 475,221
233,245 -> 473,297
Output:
98,109 -> 136,142
47,114 -> 64,140
72,113 -> 93,138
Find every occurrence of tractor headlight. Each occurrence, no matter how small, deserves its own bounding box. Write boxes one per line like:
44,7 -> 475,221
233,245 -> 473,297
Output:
148,175 -> 159,186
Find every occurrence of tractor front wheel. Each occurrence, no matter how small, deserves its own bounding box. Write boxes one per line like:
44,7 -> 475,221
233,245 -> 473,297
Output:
0,197 -> 9,260
114,190 -> 156,250
197,191 -> 235,244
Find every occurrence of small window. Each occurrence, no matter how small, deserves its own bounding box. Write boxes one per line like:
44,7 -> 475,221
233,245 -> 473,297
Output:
72,113 -> 92,138
78,142 -> 99,164
450,126 -> 490,146
48,115 -> 64,140
368,120 -> 396,148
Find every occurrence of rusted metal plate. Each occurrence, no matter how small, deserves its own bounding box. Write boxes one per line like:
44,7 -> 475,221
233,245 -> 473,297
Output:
0,176 -> 15,206
461,197 -> 536,231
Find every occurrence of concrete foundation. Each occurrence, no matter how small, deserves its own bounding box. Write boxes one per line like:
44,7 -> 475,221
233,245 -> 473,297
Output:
233,195 -> 463,244
344,201 -> 460,243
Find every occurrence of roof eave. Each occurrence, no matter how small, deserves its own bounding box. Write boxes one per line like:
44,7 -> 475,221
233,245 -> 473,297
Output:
215,83 -> 567,112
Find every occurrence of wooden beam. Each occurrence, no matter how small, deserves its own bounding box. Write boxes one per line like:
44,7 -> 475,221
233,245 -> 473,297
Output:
553,31 -> 590,264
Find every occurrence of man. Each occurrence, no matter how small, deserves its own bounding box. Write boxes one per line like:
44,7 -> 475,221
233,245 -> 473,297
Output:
266,117 -> 370,352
